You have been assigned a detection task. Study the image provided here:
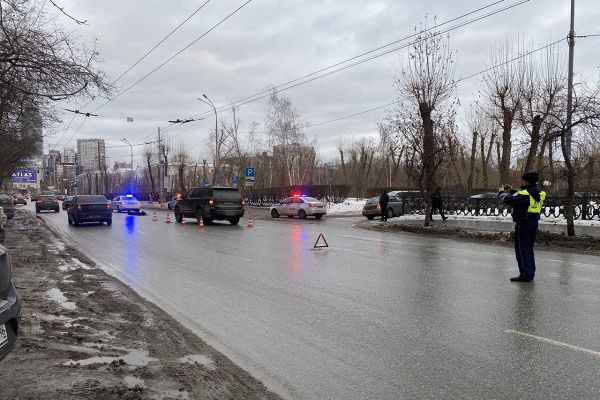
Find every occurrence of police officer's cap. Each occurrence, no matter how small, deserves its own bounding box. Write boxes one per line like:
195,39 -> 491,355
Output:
521,171 -> 539,183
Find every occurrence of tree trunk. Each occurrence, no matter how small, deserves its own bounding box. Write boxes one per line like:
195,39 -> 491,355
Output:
147,158 -> 156,193
587,156 -> 594,192
419,102 -> 434,227
495,139 -> 502,186
536,137 -> 547,176
524,115 -> 542,172
499,108 -> 514,184
467,130 -> 478,194
480,136 -> 488,189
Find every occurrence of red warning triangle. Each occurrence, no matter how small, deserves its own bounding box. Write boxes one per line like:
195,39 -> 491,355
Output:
314,233 -> 329,249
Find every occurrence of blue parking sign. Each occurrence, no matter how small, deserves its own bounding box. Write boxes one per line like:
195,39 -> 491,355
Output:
245,167 -> 255,178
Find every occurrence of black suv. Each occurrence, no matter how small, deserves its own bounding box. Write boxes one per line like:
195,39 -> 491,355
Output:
174,187 -> 245,225
0,244 -> 21,362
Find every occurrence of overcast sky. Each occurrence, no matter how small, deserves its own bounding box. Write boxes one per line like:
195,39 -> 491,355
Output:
48,0 -> 600,167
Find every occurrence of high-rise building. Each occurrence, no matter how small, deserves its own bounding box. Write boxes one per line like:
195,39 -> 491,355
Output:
77,139 -> 106,172
63,148 -> 77,164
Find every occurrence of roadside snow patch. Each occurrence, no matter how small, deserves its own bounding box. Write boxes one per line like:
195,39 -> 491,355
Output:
59,258 -> 92,272
46,288 -> 77,310
327,198 -> 364,215
124,375 -> 146,388
178,354 -> 216,370
63,349 -> 157,367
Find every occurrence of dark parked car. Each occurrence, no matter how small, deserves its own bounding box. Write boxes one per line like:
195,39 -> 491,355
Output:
0,193 -> 15,219
0,244 -> 22,362
67,195 -> 112,226
362,191 -> 420,220
174,187 -> 245,225
35,195 -> 60,213
62,196 -> 74,210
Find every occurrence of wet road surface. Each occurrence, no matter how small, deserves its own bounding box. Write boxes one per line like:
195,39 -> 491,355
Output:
27,204 -> 600,399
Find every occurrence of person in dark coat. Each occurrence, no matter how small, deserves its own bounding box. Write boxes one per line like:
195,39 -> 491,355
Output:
498,171 -> 546,282
430,187 -> 448,221
379,191 -> 389,221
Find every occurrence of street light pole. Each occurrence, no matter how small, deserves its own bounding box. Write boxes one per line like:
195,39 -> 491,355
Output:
198,94 -> 218,186
121,137 -> 133,194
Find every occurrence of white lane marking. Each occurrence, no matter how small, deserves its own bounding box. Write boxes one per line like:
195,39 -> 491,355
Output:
506,329 -> 600,358
137,231 -> 148,236
239,257 -> 252,262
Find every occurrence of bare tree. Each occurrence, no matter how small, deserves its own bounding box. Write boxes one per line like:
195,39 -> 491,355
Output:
392,18 -> 457,226
172,143 -> 189,192
142,144 -> 157,193
482,41 -> 526,185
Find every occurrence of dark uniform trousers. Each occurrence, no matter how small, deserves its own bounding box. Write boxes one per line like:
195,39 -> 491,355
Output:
514,219 -> 538,280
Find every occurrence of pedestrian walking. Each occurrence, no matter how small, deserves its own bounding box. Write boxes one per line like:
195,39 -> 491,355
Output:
498,171 -> 546,283
379,190 -> 389,222
430,187 -> 448,221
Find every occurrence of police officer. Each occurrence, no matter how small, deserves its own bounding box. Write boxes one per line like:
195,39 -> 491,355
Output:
498,171 -> 546,282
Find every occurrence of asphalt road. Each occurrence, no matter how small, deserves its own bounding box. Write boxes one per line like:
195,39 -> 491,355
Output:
25,203 -> 600,400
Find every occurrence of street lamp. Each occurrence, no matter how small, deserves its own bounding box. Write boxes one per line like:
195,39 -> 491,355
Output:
121,137 -> 134,194
197,94 -> 218,186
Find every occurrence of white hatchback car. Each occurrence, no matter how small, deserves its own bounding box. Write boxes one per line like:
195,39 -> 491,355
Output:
111,195 -> 141,213
270,195 -> 326,220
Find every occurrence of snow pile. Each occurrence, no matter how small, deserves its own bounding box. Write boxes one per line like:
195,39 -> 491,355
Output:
178,354 -> 216,370
46,288 -> 77,310
327,198 -> 365,215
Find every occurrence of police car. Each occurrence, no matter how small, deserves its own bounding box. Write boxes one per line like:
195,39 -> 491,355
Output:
270,194 -> 326,219
111,195 -> 141,213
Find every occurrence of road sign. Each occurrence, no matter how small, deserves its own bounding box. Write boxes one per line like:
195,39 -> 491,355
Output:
203,177 -> 209,187
232,175 -> 238,185
245,167 -> 255,178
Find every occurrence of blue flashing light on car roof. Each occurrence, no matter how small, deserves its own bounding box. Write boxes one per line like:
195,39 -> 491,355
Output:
125,194 -> 133,198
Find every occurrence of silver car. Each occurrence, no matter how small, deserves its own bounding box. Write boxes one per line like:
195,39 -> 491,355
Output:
270,196 -> 326,220
111,195 -> 141,213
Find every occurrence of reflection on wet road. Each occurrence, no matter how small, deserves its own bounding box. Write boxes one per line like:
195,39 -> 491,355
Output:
30,205 -> 600,400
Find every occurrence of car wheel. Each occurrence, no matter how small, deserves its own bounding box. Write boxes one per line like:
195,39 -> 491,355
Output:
271,209 -> 279,218
55,208 -> 59,213
175,207 -> 183,223
229,217 -> 240,225
298,209 -> 307,219
196,208 -> 204,225
315,214 -> 323,220
68,215 -> 73,225
73,218 -> 80,227
386,208 -> 394,219
366,215 -> 375,220
106,219 -> 112,226
117,206 -> 121,213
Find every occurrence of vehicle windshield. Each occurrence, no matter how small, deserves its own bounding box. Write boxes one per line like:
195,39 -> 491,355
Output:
213,188 -> 242,201
78,195 -> 108,204
302,197 -> 320,202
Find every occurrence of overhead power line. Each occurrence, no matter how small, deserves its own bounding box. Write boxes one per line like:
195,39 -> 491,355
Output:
190,0 -> 530,120
305,38 -> 566,129
91,0 -> 254,114
112,0 -> 211,84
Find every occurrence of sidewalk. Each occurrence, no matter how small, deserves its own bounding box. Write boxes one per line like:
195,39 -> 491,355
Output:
392,214 -> 600,237
2,210 -> 280,400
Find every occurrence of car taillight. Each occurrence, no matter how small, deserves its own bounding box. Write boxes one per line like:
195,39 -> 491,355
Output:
53,199 -> 58,203
241,200 -> 245,206
107,204 -> 112,209
36,200 -> 43,204
77,204 -> 82,211
376,204 -> 381,209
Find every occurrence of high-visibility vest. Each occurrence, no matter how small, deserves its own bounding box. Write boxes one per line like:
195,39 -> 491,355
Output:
517,189 -> 546,213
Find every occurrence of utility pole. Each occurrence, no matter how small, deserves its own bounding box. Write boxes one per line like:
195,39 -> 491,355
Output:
158,126 -> 164,204
566,0 -> 575,157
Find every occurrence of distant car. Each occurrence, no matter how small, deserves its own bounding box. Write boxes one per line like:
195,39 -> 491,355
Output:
0,244 -> 22,362
362,191 -> 420,220
270,195 -> 326,220
167,195 -> 180,210
0,194 -> 15,220
111,195 -> 141,213
35,195 -> 59,213
174,187 -> 245,225
67,195 -> 112,226
62,196 -> 74,210
12,194 -> 26,206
